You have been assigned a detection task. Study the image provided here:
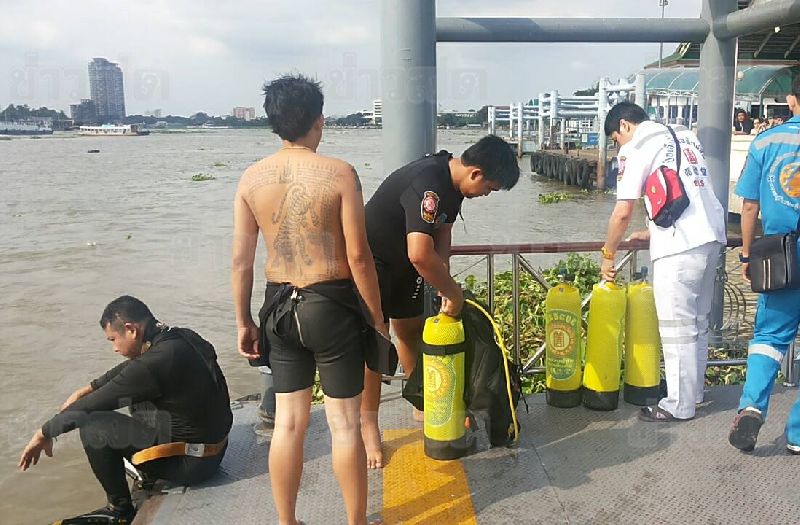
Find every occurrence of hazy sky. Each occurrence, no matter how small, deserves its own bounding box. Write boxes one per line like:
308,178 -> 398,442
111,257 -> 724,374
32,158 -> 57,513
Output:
0,0 -> 702,117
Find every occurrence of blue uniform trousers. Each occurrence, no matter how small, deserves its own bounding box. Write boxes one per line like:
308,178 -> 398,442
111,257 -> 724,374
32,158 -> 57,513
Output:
738,287 -> 800,446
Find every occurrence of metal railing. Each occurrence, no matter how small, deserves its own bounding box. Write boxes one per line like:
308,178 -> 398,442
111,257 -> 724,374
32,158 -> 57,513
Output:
448,237 -> 796,385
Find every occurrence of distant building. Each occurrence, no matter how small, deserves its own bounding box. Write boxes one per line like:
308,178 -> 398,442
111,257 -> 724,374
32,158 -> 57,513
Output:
358,100 -> 382,125
89,58 -> 126,121
70,99 -> 98,124
438,109 -> 478,119
232,107 -> 256,121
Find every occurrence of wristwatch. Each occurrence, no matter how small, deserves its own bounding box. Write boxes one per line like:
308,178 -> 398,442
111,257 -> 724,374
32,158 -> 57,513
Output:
601,246 -> 615,260
739,253 -> 750,263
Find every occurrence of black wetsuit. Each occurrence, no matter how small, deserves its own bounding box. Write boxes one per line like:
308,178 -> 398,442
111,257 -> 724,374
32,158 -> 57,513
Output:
365,151 -> 463,320
41,326 -> 232,509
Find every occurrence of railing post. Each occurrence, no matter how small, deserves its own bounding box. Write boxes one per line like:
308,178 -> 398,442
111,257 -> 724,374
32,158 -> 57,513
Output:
512,254 -> 521,364
698,0 -> 737,344
487,254 -> 495,314
597,77 -> 609,191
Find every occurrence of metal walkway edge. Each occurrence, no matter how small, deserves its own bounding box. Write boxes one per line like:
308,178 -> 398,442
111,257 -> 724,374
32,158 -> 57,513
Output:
134,384 -> 799,524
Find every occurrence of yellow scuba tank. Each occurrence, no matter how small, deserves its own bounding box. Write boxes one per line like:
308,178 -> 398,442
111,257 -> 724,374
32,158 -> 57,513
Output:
422,313 -> 468,460
545,279 -> 582,408
624,271 -> 662,405
582,282 -> 626,410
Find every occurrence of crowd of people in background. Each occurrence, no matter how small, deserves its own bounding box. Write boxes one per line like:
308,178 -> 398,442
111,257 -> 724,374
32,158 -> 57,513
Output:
733,107 -> 786,135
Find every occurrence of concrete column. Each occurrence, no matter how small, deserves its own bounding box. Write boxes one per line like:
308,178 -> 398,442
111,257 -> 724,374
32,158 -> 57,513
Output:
538,92 -> 546,149
635,73 -> 647,110
597,78 -> 609,191
517,102 -> 524,156
698,0 -> 737,343
550,90 -> 559,152
381,0 -> 436,174
508,103 -> 515,140
488,106 -> 496,135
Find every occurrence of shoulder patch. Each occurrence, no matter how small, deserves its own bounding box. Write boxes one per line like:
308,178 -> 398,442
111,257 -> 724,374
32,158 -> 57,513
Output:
421,191 -> 439,224
780,160 -> 800,198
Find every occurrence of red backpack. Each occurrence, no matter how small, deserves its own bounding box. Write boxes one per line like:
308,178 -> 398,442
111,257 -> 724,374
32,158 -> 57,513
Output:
644,126 -> 689,228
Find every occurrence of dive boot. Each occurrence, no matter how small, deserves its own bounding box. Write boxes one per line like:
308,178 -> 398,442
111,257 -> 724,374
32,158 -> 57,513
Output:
54,504 -> 136,524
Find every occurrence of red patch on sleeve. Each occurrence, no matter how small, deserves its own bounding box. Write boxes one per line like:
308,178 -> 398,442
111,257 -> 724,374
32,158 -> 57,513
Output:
617,156 -> 626,182
420,191 -> 439,223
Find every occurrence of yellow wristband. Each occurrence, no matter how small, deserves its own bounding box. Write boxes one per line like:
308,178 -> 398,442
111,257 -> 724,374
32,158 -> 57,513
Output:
601,246 -> 615,260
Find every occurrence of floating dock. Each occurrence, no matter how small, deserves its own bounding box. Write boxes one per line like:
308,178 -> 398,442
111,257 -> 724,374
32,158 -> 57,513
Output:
134,383 -> 799,524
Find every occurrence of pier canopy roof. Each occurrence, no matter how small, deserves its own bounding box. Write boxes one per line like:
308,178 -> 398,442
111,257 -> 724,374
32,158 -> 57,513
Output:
640,65 -> 800,101
649,2 -> 800,67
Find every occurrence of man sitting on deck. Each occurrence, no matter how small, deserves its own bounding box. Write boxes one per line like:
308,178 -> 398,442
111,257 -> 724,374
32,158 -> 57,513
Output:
18,296 -> 232,524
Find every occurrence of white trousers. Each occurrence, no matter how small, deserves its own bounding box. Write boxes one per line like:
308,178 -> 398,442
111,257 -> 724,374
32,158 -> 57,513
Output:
653,241 -> 723,419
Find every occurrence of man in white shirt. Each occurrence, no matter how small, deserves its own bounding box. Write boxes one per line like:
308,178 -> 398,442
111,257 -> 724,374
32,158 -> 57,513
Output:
600,102 -> 727,422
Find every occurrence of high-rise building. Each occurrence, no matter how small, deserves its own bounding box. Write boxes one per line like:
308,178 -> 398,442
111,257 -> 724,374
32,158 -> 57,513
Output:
232,107 -> 256,121
89,58 -> 126,121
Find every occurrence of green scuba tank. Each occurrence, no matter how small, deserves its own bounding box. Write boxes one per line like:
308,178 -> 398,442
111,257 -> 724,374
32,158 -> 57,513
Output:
545,279 -> 583,408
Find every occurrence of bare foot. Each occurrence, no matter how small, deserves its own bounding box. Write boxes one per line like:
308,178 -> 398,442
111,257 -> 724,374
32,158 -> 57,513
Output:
361,420 -> 384,469
412,407 -> 424,423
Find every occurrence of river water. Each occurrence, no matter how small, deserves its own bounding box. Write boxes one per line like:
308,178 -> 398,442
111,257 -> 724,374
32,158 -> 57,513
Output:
0,128 -> 631,523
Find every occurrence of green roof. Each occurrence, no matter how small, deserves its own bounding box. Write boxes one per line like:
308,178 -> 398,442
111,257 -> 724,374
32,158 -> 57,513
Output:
638,65 -> 800,99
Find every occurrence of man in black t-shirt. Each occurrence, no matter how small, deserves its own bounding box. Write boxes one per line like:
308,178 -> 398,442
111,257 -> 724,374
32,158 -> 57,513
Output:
361,135 -> 520,468
733,109 -> 754,135
19,296 -> 232,524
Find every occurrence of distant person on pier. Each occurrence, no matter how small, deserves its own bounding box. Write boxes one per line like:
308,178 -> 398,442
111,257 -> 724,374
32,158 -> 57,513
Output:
733,109 -> 754,135
728,75 -> 800,455
600,101 -> 726,423
231,74 -> 385,525
18,296 -> 232,524
361,135 -> 520,468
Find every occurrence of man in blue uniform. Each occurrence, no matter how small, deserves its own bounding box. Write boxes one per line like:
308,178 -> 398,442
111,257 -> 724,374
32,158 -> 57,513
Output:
729,75 -> 800,454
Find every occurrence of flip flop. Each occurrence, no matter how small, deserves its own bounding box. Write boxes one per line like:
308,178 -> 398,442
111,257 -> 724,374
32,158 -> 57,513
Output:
638,406 -> 685,422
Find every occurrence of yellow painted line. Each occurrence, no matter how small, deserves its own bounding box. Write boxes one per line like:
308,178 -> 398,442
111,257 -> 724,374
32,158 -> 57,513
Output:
382,429 -> 477,525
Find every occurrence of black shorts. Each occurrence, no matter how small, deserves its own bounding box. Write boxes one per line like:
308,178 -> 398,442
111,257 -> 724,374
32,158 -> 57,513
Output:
263,281 -> 365,399
375,259 -> 425,323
